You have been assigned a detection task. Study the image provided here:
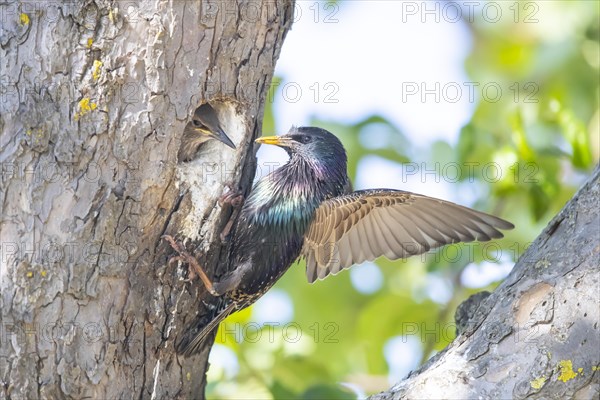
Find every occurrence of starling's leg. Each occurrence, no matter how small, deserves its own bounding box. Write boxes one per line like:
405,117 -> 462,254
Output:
218,187 -> 244,242
162,235 -> 220,297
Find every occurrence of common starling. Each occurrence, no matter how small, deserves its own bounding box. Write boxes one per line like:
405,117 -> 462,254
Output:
168,126 -> 514,355
178,103 -> 235,162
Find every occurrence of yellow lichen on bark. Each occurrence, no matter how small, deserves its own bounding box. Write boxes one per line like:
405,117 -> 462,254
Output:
75,98 -> 97,120
557,360 -> 578,382
530,376 -> 547,390
93,60 -> 103,80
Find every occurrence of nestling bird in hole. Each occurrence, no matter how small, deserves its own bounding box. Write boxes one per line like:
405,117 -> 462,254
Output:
178,103 -> 236,162
164,126 -> 514,356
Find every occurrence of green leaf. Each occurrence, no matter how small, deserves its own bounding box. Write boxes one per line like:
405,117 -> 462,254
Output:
529,183 -> 551,221
269,380 -> 300,400
301,384 -> 357,400
272,356 -> 334,393
555,104 -> 593,169
509,109 -> 535,161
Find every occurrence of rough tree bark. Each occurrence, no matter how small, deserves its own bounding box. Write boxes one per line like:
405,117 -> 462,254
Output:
1,1 -> 293,398
371,166 -> 600,399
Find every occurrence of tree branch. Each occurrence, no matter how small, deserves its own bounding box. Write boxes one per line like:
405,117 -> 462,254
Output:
372,165 -> 600,399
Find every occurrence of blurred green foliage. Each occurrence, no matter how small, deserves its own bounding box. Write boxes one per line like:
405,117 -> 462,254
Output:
208,2 -> 598,398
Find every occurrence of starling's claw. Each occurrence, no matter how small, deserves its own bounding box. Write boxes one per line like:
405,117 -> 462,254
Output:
162,235 -> 219,296
219,187 -> 245,242
167,255 -> 197,281
162,235 -> 184,253
218,187 -> 244,208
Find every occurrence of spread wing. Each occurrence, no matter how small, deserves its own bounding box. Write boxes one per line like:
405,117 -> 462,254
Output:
301,189 -> 514,283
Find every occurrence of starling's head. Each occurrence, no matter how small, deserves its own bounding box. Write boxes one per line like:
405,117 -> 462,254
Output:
250,127 -> 350,227
178,103 -> 235,161
255,127 -> 347,172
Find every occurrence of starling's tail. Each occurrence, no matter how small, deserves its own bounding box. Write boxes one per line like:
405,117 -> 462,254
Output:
175,298 -> 237,357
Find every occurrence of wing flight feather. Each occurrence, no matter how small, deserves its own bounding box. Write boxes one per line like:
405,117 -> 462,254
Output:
302,189 -> 514,283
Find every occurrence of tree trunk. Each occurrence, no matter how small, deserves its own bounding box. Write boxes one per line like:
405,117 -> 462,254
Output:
1,1 -> 293,398
371,166 -> 600,399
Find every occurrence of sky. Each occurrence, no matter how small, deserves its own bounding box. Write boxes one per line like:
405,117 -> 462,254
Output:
264,1 -> 473,139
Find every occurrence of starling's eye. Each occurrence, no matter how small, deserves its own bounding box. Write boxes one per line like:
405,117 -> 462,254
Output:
192,119 -> 203,128
294,135 -> 312,144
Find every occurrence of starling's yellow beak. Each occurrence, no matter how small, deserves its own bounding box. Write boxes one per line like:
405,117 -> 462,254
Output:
255,136 -> 281,145
255,136 -> 293,147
